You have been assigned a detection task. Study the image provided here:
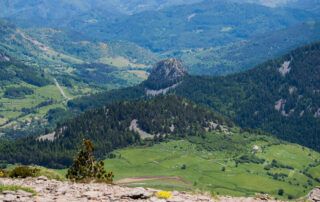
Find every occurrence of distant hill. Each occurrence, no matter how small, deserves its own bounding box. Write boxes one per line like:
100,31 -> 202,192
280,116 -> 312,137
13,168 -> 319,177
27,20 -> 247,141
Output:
178,22 -> 320,75
0,95 -> 231,168
88,0 -> 320,51
0,0 -> 203,27
0,0 -> 122,28
0,20 -> 157,135
69,43 -> 320,151
2,1 -> 320,76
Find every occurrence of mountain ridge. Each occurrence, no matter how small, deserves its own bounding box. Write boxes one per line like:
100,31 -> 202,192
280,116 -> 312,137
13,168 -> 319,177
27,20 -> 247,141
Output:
68,42 -> 320,151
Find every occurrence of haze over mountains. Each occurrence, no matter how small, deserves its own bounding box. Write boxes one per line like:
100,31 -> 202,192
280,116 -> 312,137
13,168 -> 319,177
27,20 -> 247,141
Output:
0,0 -> 320,200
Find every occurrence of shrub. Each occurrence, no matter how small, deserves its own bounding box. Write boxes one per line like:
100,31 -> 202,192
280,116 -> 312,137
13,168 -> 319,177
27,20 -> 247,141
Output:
0,170 -> 4,177
107,153 -> 117,159
236,155 -> 265,164
181,164 -> 187,170
66,139 -> 114,183
278,189 -> 284,196
9,166 -> 40,178
4,87 -> 34,99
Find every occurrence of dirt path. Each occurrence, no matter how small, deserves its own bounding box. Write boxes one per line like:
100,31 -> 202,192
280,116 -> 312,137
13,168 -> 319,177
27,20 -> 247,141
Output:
54,78 -> 71,101
115,176 -> 190,185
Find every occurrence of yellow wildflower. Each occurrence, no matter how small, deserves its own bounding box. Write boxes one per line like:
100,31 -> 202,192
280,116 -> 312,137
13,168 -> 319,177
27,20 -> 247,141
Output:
156,191 -> 172,199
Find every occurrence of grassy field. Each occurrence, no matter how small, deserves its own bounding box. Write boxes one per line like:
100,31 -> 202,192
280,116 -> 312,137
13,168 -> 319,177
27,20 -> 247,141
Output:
103,131 -> 320,200
0,79 -> 93,131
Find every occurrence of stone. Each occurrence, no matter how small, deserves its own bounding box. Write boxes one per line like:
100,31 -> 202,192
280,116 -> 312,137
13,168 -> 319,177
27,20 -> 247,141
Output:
16,190 -> 33,197
2,190 -> 16,195
3,194 -> 17,202
37,176 -> 48,181
82,191 -> 102,200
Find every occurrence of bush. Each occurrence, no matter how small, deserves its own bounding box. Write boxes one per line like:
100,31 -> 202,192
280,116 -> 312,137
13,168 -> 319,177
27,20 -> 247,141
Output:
0,170 -> 5,177
9,166 -> 40,178
66,139 -> 114,183
278,189 -> 284,196
236,155 -> 265,164
107,153 -> 117,159
181,164 -> 187,170
4,87 -> 34,99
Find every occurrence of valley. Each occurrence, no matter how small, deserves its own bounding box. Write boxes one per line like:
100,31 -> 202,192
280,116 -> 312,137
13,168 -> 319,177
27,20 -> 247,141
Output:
0,1 -> 320,201
102,132 -> 319,199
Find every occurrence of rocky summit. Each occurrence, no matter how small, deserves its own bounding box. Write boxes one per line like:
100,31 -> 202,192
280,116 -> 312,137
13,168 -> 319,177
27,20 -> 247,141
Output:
144,58 -> 187,90
0,177 -> 287,202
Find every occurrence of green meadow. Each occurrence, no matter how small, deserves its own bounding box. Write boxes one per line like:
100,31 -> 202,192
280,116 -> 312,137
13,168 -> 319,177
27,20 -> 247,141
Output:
103,131 -> 320,200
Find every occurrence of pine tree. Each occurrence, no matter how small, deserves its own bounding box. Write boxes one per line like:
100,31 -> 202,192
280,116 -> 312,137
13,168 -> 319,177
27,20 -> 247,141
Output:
66,139 -> 114,183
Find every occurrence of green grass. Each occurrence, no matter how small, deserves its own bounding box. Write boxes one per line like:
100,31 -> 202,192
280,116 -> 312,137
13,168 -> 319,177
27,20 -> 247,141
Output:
0,185 -> 36,196
308,165 -> 320,179
103,132 -> 320,200
3,165 -> 66,181
0,80 -> 87,130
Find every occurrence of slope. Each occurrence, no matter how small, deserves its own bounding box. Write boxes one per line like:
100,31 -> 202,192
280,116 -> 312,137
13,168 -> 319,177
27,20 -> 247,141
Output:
87,0 -> 320,51
177,22 -> 320,75
68,43 -> 320,151
104,132 -> 320,200
0,95 -> 231,168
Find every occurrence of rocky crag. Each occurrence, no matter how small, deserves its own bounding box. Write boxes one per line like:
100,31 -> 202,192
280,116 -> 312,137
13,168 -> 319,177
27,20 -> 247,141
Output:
0,177 -> 307,202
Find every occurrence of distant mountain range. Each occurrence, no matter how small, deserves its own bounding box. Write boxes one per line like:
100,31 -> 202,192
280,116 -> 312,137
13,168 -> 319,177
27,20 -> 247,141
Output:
178,22 -> 320,75
1,0 -> 320,76
81,1 -> 320,51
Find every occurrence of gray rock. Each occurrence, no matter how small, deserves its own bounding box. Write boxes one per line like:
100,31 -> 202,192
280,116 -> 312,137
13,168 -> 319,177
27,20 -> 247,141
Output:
16,190 -> 33,197
82,191 -> 102,200
3,194 -> 17,202
37,176 -> 48,181
2,190 -> 16,195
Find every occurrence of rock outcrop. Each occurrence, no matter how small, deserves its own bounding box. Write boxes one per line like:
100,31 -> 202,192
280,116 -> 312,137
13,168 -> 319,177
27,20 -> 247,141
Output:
0,177 -> 213,202
0,177 -> 284,202
144,58 -> 187,90
309,187 -> 320,202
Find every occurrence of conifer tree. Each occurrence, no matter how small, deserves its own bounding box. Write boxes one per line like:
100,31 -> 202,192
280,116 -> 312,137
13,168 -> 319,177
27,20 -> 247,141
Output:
66,139 -> 114,183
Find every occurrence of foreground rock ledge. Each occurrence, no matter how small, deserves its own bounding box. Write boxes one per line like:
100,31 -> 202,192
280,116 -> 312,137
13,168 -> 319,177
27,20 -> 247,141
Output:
1,177 -> 286,202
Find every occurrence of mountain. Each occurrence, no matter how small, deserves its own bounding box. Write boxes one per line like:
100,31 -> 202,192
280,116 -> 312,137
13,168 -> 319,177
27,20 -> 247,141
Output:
2,1 -> 320,76
178,22 -> 320,75
68,43 -> 320,152
0,95 -> 231,168
0,20 -> 158,136
144,58 -> 187,90
0,0 -> 204,28
104,0 -> 204,14
1,95 -> 319,199
85,0 -> 320,51
230,0 -> 320,11
0,0 -> 123,28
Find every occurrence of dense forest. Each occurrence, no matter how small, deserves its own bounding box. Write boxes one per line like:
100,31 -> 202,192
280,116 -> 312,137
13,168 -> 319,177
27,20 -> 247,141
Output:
0,55 -> 49,87
0,96 -> 231,168
68,42 -> 320,151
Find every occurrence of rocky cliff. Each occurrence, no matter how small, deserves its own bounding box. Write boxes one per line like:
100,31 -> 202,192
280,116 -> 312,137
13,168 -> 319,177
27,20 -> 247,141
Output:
144,58 -> 187,90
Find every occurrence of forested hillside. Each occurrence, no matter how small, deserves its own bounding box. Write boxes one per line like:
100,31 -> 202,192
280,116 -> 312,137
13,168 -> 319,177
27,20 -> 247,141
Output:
174,42 -> 320,151
178,22 -> 320,75
90,1 -> 319,51
0,96 -> 231,168
69,43 -> 320,151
